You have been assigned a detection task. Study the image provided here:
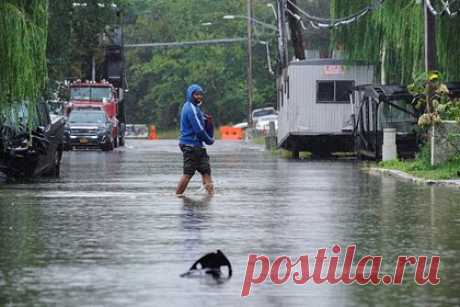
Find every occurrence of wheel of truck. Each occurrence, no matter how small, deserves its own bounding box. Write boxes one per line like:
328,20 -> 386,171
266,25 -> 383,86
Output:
119,136 -> 125,147
102,140 -> 114,151
44,148 -> 62,177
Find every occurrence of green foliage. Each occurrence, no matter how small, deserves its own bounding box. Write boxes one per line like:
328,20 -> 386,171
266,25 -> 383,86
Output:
379,143 -> 460,180
440,100 -> 460,121
380,157 -> 460,180
331,0 -> 460,84
294,0 -> 332,52
123,0 -> 277,129
379,144 -> 460,180
0,0 -> 48,122
408,72 -> 460,126
47,0 -> 123,81
47,0 -> 335,129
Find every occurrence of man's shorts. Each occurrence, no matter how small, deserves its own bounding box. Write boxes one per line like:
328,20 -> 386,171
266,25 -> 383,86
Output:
180,144 -> 211,176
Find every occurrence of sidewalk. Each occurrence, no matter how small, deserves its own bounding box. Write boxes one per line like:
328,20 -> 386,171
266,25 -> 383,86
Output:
368,167 -> 460,188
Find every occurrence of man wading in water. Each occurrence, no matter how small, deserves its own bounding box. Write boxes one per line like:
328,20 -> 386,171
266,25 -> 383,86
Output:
176,84 -> 215,196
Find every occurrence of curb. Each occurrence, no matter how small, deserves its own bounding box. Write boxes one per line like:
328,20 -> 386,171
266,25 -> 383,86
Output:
367,168 -> 460,188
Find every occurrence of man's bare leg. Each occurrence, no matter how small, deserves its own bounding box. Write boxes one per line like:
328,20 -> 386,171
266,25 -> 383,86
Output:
202,174 -> 214,195
176,175 -> 192,196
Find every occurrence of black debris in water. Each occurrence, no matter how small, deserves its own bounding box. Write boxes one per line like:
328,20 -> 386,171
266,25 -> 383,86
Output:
181,250 -> 232,279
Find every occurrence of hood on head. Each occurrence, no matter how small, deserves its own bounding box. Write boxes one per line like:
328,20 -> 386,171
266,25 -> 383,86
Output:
186,84 -> 204,103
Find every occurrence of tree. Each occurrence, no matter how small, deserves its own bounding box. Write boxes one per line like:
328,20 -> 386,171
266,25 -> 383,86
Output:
331,0 -> 460,84
0,0 -> 48,118
47,0 -> 123,82
123,0 -> 277,129
297,0 -> 332,54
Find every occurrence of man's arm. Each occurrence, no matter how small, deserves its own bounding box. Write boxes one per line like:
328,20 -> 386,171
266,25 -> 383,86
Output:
188,105 -> 214,145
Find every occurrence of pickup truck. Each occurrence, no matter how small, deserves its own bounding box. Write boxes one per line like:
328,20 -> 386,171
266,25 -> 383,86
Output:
64,109 -> 115,151
0,99 -> 65,179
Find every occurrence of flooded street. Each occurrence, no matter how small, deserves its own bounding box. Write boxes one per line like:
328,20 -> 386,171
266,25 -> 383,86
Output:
1,140 -> 460,306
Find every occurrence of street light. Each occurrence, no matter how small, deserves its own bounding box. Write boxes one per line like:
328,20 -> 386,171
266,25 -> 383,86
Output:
259,41 -> 274,75
266,3 -> 278,20
222,15 -> 236,20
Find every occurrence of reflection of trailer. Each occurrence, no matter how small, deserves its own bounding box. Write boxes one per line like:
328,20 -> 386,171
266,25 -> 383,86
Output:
277,59 -> 374,156
350,85 -> 420,160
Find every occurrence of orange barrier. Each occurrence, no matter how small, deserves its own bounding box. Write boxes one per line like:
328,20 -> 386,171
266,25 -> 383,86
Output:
148,125 -> 158,140
220,126 -> 244,140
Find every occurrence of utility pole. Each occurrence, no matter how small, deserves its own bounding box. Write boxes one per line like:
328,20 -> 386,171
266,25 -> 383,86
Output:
247,0 -> 254,128
91,55 -> 96,81
277,0 -> 289,69
424,0 -> 437,166
424,0 -> 436,114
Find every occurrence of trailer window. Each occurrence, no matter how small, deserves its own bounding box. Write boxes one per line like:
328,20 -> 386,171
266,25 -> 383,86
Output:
317,80 -> 354,103
317,81 -> 334,102
336,81 -> 354,102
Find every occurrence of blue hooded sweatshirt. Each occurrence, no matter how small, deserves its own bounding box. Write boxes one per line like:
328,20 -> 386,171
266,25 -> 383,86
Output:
179,84 -> 214,147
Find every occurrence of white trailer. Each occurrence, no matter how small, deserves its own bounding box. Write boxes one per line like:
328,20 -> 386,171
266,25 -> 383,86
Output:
277,59 -> 374,156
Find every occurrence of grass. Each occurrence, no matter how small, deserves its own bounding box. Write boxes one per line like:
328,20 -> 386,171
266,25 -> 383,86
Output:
379,145 -> 460,180
252,135 -> 265,145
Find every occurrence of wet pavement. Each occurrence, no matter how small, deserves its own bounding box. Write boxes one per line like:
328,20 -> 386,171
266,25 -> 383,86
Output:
1,140 -> 460,306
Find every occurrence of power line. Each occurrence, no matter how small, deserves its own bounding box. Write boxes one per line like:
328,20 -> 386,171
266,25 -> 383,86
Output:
285,0 -> 459,31
286,0 -> 385,29
124,38 -> 247,48
426,0 -> 460,16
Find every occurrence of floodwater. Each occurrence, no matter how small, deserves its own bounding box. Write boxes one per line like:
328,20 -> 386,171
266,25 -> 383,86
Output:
1,140 -> 460,306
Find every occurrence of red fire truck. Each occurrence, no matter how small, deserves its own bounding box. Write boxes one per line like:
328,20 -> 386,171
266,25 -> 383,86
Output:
67,80 -> 125,147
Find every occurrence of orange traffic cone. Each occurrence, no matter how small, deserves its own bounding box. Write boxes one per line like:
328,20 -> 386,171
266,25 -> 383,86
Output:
148,125 -> 158,140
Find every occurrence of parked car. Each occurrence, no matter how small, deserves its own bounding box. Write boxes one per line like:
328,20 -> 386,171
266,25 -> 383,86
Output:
255,114 -> 278,132
251,107 -> 278,133
0,99 -> 65,178
64,109 -> 114,151
251,107 -> 277,123
66,105 -> 119,147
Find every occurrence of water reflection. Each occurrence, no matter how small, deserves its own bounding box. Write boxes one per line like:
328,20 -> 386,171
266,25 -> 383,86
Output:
0,191 -> 45,306
181,194 -> 212,252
